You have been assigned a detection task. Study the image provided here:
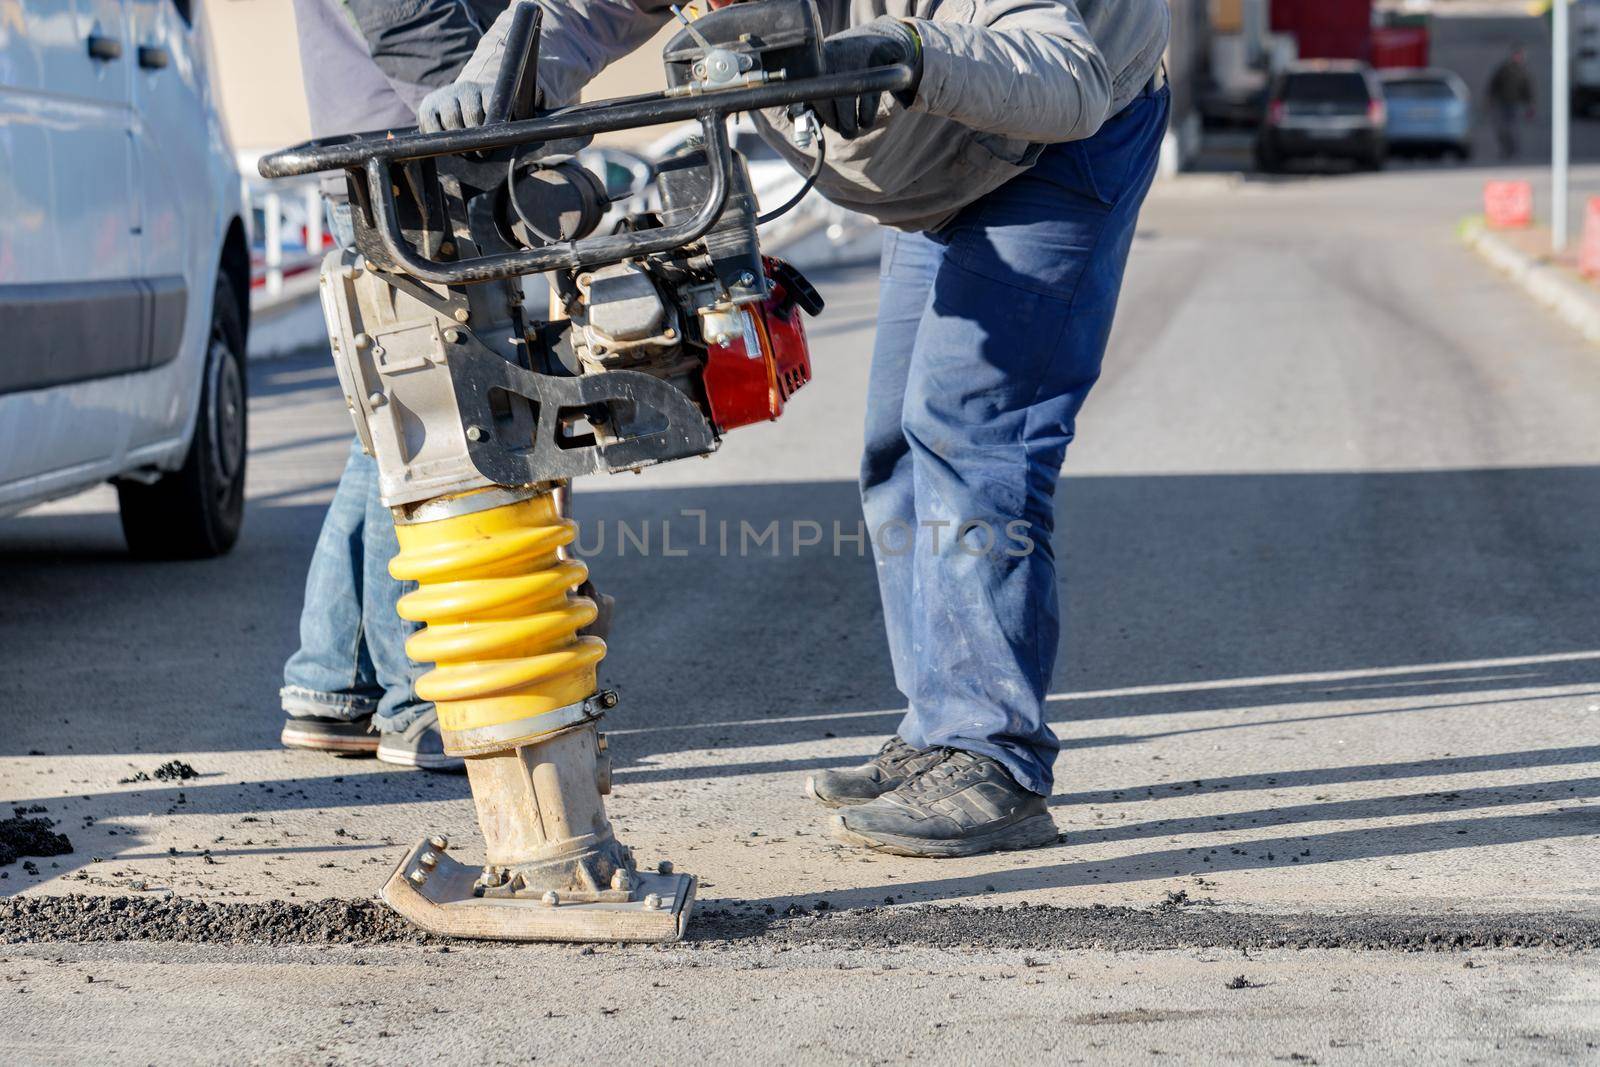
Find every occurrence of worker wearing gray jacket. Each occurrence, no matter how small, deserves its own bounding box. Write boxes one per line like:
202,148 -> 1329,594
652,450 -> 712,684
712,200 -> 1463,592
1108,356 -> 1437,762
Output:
422,0 -> 1171,858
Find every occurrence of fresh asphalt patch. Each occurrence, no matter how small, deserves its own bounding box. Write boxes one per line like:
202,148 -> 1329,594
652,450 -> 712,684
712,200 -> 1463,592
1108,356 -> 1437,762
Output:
707,902 -> 1600,953
3,894 -> 1597,953
0,895 -> 428,946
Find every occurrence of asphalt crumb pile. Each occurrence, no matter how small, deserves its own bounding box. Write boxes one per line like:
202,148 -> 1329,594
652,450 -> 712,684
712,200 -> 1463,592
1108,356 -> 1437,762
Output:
3,895 -> 1597,952
118,760 -> 200,785
0,895 -> 428,945
0,816 -> 73,868
153,761 -> 200,782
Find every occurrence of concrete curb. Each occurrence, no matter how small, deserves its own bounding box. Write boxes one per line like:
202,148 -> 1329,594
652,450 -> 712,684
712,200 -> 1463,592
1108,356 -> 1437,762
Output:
1461,219 -> 1600,345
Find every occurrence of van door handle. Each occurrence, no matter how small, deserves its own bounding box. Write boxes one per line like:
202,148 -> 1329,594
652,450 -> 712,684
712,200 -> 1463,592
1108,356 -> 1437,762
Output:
137,45 -> 169,70
87,34 -> 123,61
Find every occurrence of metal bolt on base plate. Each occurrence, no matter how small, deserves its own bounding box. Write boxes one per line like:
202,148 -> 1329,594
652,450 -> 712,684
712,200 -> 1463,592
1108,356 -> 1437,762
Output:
381,837 -> 697,943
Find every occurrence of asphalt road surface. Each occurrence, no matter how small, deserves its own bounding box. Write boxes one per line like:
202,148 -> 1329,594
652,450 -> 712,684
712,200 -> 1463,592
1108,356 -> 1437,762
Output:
4,154 -> 1600,1060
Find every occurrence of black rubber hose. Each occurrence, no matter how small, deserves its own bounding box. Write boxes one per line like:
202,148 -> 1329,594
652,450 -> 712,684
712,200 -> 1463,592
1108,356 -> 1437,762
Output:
756,125 -> 825,227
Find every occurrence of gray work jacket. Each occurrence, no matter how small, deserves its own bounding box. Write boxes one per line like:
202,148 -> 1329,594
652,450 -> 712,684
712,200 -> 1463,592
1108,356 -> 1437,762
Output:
460,0 -> 1170,230
291,0 -> 509,136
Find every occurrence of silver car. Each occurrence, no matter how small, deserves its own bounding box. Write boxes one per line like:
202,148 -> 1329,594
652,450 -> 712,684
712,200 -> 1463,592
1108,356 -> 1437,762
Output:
1380,68 -> 1472,161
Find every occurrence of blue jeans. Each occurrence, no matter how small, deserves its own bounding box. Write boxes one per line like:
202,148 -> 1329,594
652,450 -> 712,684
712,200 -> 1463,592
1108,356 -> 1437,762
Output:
280,428 -> 432,733
862,86 -> 1169,796
281,200 -> 430,733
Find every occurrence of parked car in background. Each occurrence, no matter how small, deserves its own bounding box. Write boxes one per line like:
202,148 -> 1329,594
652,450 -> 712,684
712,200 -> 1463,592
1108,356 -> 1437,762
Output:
1380,68 -> 1471,160
1571,0 -> 1600,116
1199,79 -> 1267,129
0,0 -> 249,558
1256,61 -> 1388,173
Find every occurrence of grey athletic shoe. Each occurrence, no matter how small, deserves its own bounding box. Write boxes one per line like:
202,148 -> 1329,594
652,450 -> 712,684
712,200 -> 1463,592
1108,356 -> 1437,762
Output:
830,749 -> 1059,858
281,713 -> 378,755
376,708 -> 464,773
805,735 -> 944,808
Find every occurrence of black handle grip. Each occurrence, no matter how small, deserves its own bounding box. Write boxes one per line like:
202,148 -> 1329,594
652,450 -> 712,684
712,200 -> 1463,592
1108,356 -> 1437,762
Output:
255,65 -> 918,285
137,45 -> 169,70
486,4 -> 543,125
87,34 -> 122,61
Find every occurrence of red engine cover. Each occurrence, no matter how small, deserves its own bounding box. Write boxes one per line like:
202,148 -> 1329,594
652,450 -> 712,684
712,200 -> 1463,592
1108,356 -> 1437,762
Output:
701,260 -> 813,434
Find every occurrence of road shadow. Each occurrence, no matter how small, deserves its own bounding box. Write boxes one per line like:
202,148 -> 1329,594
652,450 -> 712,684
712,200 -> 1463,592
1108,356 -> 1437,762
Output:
4,742 -> 1596,900
3,466 -> 1599,762
574,463 -> 1600,769
248,349 -> 342,402
6,456 -> 1599,896
0,764 -> 471,896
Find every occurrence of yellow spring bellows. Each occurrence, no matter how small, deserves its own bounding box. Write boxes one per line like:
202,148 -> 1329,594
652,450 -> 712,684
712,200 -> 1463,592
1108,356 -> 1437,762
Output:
389,491 -> 604,735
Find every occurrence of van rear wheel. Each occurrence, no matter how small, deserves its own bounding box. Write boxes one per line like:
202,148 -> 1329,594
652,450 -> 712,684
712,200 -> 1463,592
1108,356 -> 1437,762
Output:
117,277 -> 247,559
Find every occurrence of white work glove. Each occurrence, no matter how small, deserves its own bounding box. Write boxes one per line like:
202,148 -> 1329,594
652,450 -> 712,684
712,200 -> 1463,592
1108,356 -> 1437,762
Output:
418,80 -> 493,132
418,7 -> 518,133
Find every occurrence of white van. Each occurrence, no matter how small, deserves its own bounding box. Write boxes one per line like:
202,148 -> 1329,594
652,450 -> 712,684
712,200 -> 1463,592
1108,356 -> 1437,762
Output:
0,0 -> 249,557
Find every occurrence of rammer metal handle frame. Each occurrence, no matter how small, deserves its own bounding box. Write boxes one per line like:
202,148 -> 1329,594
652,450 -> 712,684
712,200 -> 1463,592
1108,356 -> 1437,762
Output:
258,65 -> 915,285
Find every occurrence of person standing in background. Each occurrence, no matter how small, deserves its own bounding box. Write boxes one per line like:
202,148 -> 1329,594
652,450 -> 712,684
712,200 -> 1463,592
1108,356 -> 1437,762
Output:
1487,45 -> 1535,161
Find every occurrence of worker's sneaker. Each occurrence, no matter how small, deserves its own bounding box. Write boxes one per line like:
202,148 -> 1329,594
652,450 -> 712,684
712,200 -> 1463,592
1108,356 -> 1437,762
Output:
829,749 -> 1059,858
805,735 -> 943,808
280,713 -> 379,755
376,708 -> 464,773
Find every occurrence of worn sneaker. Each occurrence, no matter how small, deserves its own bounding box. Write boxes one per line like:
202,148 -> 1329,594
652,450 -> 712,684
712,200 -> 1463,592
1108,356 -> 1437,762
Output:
805,735 -> 944,808
376,708 -> 464,773
280,713 -> 379,755
830,749 -> 1059,858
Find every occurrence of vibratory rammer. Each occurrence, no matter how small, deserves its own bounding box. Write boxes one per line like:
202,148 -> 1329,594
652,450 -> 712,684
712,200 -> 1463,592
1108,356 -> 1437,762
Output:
260,0 -> 913,941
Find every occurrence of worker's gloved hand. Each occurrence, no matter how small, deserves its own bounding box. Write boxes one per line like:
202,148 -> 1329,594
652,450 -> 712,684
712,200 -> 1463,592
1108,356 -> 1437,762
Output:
812,17 -> 922,140
418,6 -> 519,133
418,79 -> 494,133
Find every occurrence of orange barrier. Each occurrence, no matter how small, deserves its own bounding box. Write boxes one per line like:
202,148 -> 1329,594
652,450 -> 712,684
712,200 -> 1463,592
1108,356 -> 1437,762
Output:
1581,197 -> 1600,279
1484,180 -> 1534,230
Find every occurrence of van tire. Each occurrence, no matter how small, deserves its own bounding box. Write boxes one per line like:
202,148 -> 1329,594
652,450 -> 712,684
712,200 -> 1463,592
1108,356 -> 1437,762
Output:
118,277 -> 248,559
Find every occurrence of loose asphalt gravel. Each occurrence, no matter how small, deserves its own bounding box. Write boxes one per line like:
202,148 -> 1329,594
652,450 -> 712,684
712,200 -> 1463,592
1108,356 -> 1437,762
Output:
5,895 -> 1600,955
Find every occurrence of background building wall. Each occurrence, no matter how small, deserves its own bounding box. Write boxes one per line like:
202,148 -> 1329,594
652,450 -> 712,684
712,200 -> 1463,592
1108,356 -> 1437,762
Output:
204,0 -> 311,152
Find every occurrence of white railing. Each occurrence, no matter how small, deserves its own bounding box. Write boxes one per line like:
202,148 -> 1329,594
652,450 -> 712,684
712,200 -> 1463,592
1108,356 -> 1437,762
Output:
239,152 -> 327,309
257,179 -> 324,299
